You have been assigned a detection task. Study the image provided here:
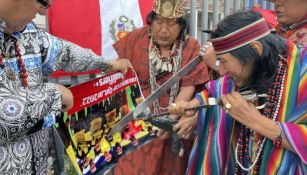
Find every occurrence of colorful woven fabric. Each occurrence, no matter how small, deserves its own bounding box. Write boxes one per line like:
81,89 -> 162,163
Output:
187,39 -> 307,174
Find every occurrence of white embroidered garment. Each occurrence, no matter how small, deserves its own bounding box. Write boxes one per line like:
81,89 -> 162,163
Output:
0,21 -> 110,174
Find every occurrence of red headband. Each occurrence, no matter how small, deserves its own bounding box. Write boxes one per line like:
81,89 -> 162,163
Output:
211,18 -> 270,54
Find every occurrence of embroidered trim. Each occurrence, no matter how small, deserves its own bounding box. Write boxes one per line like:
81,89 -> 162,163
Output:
211,18 -> 270,54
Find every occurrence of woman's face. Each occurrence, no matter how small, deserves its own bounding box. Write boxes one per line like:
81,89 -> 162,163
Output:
273,0 -> 307,25
217,53 -> 253,87
151,15 -> 181,48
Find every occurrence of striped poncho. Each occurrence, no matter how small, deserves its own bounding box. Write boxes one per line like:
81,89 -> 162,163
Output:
187,40 -> 307,174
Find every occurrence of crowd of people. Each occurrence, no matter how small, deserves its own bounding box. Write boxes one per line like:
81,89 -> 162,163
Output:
0,0 -> 305,174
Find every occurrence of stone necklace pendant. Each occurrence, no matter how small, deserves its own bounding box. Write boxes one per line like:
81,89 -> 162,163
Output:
3,52 -> 15,81
167,61 -> 172,72
251,132 -> 260,162
8,67 -> 15,81
161,62 -> 168,72
155,58 -> 162,72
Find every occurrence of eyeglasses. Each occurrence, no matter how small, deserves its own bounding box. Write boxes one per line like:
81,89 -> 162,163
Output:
36,0 -> 50,9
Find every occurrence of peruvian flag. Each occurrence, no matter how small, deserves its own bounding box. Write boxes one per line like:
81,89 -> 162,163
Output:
48,0 -> 153,77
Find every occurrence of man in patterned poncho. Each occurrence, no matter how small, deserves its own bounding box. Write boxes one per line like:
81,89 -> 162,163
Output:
0,0 -> 132,174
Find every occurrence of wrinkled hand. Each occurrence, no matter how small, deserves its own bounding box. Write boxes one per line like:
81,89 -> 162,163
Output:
200,42 -> 218,71
173,115 -> 197,139
167,100 -> 199,117
221,91 -> 262,127
109,59 -> 133,74
56,84 -> 74,112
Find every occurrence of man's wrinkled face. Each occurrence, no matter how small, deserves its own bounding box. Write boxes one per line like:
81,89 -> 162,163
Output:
151,15 -> 181,48
1,0 -> 52,33
273,0 -> 307,25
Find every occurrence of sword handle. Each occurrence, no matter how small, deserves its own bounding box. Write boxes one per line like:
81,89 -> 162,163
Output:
149,104 -> 212,118
166,92 -> 267,115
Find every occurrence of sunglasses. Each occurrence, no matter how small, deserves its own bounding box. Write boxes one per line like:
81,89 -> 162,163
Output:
36,0 -> 50,9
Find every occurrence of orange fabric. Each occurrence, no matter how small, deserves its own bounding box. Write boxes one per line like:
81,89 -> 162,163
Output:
114,139 -> 194,175
113,26 -> 209,175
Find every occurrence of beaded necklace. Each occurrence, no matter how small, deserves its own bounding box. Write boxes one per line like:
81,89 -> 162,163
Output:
148,36 -> 183,114
0,41 -> 29,87
149,39 -> 181,74
234,56 -> 288,174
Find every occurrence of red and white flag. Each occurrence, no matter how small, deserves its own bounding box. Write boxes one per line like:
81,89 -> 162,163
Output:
48,0 -> 153,77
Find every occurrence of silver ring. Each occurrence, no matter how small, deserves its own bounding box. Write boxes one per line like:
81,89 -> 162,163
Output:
225,103 -> 232,110
170,103 -> 176,107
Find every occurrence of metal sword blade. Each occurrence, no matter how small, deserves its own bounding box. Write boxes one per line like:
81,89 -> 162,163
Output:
108,56 -> 203,136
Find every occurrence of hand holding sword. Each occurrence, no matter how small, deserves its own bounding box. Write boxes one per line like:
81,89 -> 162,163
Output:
108,75 -> 267,137
160,90 -> 268,118
107,55 -> 204,137
107,41 -> 215,137
107,41 -> 267,137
